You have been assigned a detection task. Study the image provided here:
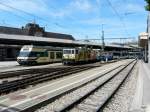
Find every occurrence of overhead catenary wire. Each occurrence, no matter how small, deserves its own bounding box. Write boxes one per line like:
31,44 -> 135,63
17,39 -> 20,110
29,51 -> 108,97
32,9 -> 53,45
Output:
0,1 -> 116,38
0,8 -> 29,22
1,2 -> 80,37
0,1 -> 71,31
0,2 -> 48,23
106,0 -> 130,37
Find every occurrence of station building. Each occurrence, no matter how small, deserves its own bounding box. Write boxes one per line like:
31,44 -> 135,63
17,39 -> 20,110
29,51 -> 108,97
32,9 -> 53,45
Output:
138,32 -> 148,62
0,23 -> 75,61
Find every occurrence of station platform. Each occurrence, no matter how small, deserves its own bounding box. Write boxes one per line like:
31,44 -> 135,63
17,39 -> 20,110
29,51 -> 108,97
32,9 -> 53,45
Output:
0,61 -> 62,72
130,60 -> 150,112
0,61 -> 19,68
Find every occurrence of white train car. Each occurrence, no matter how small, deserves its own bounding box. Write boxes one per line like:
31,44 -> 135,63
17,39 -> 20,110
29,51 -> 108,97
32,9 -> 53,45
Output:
17,45 -> 62,65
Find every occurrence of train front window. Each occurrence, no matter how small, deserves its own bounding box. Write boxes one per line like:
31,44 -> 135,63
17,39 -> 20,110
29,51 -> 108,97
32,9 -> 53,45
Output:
76,50 -> 78,54
19,52 -> 37,57
72,50 -> 75,54
63,50 -> 71,54
18,52 -> 30,57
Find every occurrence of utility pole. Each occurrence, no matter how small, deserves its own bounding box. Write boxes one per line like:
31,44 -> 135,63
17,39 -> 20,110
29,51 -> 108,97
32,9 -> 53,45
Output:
147,12 -> 150,63
145,0 -> 150,64
101,24 -> 105,51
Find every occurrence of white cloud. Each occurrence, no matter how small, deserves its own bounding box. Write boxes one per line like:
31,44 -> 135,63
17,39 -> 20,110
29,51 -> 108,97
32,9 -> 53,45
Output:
115,2 -> 145,14
79,17 -> 124,28
0,0 -> 48,15
0,0 -> 69,20
0,0 -> 96,19
0,0 -> 146,40
125,4 -> 144,12
70,0 -> 93,12
51,0 -> 95,18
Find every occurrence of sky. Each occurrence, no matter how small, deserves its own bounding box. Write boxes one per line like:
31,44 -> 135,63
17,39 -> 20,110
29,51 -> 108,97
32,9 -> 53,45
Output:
0,0 -> 148,44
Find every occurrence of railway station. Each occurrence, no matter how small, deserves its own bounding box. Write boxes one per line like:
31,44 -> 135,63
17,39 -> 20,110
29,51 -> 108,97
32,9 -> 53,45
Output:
0,0 -> 150,112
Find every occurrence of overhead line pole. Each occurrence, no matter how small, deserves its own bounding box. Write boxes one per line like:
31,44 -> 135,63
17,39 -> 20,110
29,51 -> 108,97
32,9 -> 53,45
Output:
101,24 -> 105,51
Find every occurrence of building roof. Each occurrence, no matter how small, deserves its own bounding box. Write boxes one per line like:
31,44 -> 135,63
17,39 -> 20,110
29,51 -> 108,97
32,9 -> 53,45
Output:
0,25 -> 75,40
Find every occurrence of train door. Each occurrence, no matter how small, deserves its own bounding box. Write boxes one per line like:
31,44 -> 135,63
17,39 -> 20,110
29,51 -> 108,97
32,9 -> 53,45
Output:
55,51 -> 62,62
36,51 -> 48,63
50,51 -> 55,63
75,49 -> 79,62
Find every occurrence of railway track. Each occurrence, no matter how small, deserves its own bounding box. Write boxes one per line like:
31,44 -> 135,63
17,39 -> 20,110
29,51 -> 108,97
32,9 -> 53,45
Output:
34,59 -> 137,112
0,59 -> 135,112
0,60 -> 118,79
0,64 -> 101,94
0,66 -> 67,79
0,60 -> 119,95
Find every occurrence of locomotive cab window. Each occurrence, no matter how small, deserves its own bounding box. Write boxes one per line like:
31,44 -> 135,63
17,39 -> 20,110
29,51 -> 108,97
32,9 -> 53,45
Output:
50,52 -> 55,59
76,50 -> 79,54
72,50 -> 75,54
56,52 -> 62,59
63,50 -> 71,54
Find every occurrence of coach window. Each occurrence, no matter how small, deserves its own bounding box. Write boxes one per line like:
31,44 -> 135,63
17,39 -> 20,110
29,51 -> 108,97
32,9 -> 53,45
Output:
40,52 -> 43,57
76,50 -> 78,54
29,52 -> 37,57
40,52 -> 48,57
44,52 -> 48,57
56,52 -> 62,58
37,53 -> 40,57
50,52 -> 54,59
72,50 -> 74,54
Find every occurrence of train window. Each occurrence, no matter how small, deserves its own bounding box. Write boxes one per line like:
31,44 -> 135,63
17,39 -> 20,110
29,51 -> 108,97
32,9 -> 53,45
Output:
44,52 -> 48,57
76,50 -> 78,54
37,53 -> 40,57
50,52 -> 54,59
56,52 -> 62,59
29,52 -> 37,57
39,52 -> 43,57
63,50 -> 71,54
36,52 -> 48,57
72,50 -> 74,54
19,52 -> 30,57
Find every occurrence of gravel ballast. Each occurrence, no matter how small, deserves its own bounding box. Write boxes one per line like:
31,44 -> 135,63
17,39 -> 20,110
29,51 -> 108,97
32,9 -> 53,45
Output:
103,61 -> 139,112
35,60 -> 134,112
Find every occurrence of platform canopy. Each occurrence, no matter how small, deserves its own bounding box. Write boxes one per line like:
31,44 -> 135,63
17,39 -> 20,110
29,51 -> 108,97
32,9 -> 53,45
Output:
0,34 -> 135,51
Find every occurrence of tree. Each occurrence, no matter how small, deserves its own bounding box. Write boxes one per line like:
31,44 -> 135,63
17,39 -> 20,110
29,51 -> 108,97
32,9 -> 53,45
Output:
145,0 -> 150,11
